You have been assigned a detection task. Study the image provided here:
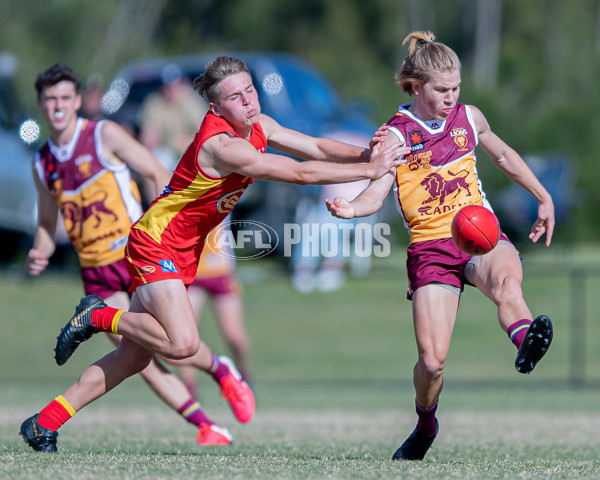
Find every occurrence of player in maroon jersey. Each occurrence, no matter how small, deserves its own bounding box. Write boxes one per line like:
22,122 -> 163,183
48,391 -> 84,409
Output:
326,31 -> 554,460
21,57 -> 409,452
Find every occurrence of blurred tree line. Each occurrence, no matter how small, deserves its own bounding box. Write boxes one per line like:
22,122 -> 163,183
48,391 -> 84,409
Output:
1,0 -> 599,242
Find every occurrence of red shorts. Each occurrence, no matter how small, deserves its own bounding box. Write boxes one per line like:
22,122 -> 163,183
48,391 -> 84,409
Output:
80,258 -> 131,299
125,229 -> 199,292
406,233 -> 511,299
190,273 -> 241,296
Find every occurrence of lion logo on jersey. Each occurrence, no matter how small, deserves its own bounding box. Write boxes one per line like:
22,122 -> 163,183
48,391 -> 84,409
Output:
75,154 -> 94,178
420,169 -> 472,206
61,191 -> 118,234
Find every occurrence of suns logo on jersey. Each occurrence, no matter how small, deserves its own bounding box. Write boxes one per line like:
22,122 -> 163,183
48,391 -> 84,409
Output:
217,189 -> 245,213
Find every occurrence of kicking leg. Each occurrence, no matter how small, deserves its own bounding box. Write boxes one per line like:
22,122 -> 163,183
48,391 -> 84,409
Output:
468,243 -> 553,374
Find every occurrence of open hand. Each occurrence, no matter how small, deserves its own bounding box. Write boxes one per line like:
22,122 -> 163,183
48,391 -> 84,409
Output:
528,200 -> 555,246
369,124 -> 390,151
325,196 -> 356,219
368,142 -> 410,179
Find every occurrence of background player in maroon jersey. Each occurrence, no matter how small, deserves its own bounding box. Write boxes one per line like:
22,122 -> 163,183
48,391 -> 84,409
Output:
326,31 -> 554,460
22,64 -> 240,449
20,57 -> 410,452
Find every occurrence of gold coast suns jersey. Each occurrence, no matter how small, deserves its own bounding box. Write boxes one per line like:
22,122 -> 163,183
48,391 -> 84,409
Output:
132,112 -> 266,270
388,103 -> 493,244
35,118 -> 143,268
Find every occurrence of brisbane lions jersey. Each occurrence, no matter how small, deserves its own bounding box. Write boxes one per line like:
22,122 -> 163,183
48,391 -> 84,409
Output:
35,118 -> 142,267
195,222 -> 236,279
387,103 -> 493,244
132,112 -> 267,270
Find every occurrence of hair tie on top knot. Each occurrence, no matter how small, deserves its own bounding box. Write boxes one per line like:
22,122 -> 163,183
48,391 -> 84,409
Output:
424,39 -> 433,44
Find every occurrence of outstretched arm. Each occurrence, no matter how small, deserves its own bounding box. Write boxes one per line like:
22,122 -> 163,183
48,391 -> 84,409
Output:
100,121 -> 173,198
471,106 -> 554,246
326,129 -> 405,218
262,114 -> 391,164
204,130 -> 410,185
326,170 -> 396,219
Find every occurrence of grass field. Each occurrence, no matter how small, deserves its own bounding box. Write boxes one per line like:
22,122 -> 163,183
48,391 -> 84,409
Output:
2,245 -> 600,479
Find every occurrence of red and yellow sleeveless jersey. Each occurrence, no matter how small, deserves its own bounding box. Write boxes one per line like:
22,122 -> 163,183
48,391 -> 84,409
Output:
132,112 -> 266,270
34,118 -> 143,268
387,103 -> 493,244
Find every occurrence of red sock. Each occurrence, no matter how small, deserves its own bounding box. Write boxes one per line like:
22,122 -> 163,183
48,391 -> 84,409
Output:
507,319 -> 531,349
177,398 -> 213,427
91,306 -> 124,334
37,396 -> 76,431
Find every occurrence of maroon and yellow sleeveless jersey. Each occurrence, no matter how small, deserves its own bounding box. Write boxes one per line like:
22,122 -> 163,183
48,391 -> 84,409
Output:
34,118 -> 143,268
130,112 -> 266,277
388,103 -> 493,244
196,223 -> 236,279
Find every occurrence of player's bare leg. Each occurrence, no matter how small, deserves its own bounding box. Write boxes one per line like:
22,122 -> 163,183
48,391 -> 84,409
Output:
411,285 -> 458,406
53,280 -> 254,433
122,280 -> 201,358
131,285 -> 255,423
469,244 -> 553,373
165,340 -> 255,424
180,286 -> 209,395
54,280 -> 201,365
62,337 -> 154,410
20,338 -> 158,452
183,287 -> 252,395
469,244 -> 531,330
212,293 -> 252,381
102,290 -> 210,410
393,284 -> 458,461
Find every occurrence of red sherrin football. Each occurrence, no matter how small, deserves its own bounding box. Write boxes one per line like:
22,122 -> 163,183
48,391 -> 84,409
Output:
451,205 -> 500,255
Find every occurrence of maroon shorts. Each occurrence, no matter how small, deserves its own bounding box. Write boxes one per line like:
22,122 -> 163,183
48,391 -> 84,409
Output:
80,258 -> 132,299
190,273 -> 241,296
125,229 -> 199,293
406,233 -> 511,300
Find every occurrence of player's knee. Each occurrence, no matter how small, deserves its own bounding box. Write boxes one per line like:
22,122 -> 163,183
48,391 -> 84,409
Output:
417,354 -> 446,379
169,336 -> 200,359
495,274 -> 524,305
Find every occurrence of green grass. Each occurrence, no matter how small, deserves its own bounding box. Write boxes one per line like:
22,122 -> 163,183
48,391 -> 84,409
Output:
2,245 -> 600,478
3,388 -> 600,479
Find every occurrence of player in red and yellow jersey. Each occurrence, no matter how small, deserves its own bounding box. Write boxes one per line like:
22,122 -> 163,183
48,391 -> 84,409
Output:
326,32 -> 555,461
182,221 -> 252,396
22,56 -> 410,452
20,64 -> 238,451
